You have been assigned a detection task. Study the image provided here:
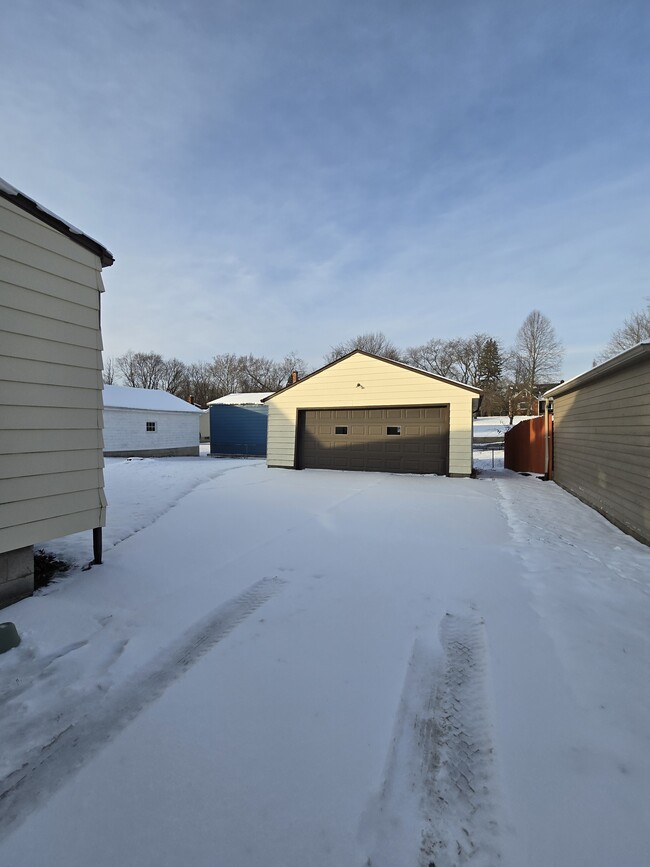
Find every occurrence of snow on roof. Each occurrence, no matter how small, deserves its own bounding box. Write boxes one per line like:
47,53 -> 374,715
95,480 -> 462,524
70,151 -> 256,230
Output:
103,385 -> 203,413
0,176 -> 114,267
207,392 -> 272,405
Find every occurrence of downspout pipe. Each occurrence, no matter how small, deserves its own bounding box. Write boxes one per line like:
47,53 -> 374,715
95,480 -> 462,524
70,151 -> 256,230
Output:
543,400 -> 552,480
93,527 -> 103,565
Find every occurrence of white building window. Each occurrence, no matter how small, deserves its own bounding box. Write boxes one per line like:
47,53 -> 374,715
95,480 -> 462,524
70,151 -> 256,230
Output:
146,421 -> 156,432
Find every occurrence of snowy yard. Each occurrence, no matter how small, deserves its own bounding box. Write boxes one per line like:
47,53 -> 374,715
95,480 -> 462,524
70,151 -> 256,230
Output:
1,453 -> 649,866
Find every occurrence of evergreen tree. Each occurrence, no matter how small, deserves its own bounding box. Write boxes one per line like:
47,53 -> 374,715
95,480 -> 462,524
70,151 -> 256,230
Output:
477,338 -> 503,384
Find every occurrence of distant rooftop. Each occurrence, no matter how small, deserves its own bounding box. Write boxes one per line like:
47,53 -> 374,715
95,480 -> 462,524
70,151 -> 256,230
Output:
208,392 -> 272,406
103,385 -> 202,413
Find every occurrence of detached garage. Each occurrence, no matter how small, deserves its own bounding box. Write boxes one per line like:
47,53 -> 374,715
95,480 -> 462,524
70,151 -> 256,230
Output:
544,341 -> 650,545
263,351 -> 480,476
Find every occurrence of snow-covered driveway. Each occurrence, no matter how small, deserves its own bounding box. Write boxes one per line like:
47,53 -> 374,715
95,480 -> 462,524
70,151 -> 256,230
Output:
1,459 -> 649,866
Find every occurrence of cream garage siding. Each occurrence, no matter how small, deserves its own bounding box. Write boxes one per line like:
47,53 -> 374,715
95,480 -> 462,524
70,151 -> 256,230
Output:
265,352 -> 479,476
0,192 -> 108,555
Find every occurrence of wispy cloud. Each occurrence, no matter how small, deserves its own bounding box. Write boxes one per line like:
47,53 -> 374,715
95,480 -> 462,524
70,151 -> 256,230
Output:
2,0 -> 648,376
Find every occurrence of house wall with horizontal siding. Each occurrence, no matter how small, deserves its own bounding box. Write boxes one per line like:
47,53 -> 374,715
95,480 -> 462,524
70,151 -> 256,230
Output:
0,195 -> 106,554
266,353 -> 476,475
103,408 -> 200,456
552,358 -> 650,545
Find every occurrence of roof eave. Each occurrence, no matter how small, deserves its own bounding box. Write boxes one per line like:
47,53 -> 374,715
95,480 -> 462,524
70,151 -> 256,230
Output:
0,181 -> 114,267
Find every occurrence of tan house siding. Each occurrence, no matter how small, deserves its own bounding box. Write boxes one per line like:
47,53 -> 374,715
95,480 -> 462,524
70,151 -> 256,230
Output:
550,353 -> 650,546
0,194 -> 107,557
266,353 -> 477,476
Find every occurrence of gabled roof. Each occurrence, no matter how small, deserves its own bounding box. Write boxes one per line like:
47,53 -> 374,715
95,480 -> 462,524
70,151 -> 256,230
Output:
0,177 -> 114,268
544,341 -> 650,399
103,385 -> 203,413
262,350 -> 482,402
207,392 -> 272,406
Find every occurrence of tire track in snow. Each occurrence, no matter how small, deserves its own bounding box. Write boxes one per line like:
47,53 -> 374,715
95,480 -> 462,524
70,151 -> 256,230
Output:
365,613 -> 501,867
0,576 -> 284,842
418,614 -> 501,866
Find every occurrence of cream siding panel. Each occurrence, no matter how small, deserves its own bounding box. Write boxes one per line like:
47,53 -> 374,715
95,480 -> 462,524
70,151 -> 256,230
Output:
0,508 -> 106,554
0,469 -> 104,505
0,450 -> 103,480
2,280 -> 100,328
0,225 -> 100,286
1,356 -> 103,390
0,488 -> 104,528
0,199 -> 100,269
2,406 -> 102,431
0,382 -> 102,410
1,331 -> 101,370
1,305 -> 102,350
1,195 -> 107,554
266,354 -> 475,475
2,257 -> 101,308
0,429 -> 104,455
552,359 -> 650,545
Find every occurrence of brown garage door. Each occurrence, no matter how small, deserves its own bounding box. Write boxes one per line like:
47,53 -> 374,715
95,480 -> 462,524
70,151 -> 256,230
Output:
297,406 -> 449,474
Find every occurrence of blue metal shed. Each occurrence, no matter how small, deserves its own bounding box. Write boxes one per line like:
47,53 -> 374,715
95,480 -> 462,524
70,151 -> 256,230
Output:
208,393 -> 270,457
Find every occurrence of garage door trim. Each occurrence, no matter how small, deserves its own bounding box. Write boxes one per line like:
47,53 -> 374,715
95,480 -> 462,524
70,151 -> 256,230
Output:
295,404 -> 450,475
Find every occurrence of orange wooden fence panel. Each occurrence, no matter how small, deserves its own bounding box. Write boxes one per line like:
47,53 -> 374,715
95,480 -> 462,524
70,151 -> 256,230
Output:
504,415 -> 552,475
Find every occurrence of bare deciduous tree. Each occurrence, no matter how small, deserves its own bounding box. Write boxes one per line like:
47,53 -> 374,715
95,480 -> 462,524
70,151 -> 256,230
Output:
211,353 -> 243,398
102,356 -> 116,385
325,332 -> 401,363
110,349 -> 308,402
511,310 -> 563,413
181,361 -> 218,407
276,352 -> 308,387
209,351 -> 308,397
403,338 -> 458,378
115,350 -> 188,393
594,303 -> 650,364
405,333 -> 504,388
238,352 -> 308,392
237,354 -> 281,391
158,357 -> 187,395
116,350 -> 164,389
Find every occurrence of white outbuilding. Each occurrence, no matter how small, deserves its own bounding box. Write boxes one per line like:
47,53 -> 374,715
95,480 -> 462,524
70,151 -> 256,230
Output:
103,386 -> 202,457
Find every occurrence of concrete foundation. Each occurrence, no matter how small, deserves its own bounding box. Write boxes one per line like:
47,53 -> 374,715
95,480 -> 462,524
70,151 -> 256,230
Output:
104,446 -> 199,458
0,546 -> 34,609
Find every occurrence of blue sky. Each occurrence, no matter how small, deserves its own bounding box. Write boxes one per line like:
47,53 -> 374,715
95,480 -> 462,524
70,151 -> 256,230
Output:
2,0 -> 648,378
